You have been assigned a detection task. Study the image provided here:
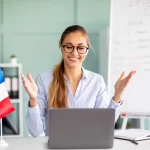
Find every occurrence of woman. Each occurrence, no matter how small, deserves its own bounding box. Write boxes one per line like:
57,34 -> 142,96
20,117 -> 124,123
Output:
21,25 -> 136,137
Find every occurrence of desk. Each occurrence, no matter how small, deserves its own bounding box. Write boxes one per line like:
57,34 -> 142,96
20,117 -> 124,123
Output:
0,137 -> 150,150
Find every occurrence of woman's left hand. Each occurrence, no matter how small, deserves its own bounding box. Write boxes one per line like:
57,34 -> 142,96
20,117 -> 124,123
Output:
113,70 -> 136,103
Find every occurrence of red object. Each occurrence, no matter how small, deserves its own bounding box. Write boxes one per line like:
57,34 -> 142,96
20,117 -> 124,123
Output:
120,113 -> 127,117
0,97 -> 15,119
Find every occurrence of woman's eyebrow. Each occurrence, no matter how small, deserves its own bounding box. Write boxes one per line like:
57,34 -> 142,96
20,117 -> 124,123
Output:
64,42 -> 73,45
78,43 -> 85,45
64,42 -> 86,46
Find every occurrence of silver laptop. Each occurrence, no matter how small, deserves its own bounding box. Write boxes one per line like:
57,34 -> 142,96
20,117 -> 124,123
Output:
48,108 -> 115,149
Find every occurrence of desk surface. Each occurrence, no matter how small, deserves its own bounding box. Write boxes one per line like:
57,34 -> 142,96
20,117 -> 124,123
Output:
0,137 -> 150,150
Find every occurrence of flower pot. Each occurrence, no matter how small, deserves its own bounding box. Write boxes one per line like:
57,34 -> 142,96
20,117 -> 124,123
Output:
10,57 -> 17,64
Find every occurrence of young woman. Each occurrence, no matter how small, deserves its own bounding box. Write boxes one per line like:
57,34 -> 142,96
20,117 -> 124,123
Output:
21,25 -> 136,137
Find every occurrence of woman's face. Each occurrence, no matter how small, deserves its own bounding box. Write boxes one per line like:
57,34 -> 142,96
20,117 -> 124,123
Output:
61,32 -> 88,69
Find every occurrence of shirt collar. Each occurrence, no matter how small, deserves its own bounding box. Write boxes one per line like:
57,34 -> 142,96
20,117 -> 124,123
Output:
81,67 -> 88,79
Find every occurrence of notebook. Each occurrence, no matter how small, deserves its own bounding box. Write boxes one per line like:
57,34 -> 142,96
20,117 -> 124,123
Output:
114,129 -> 150,141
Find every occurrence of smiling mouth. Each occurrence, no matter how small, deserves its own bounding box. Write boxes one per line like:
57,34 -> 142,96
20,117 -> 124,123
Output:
68,57 -> 79,61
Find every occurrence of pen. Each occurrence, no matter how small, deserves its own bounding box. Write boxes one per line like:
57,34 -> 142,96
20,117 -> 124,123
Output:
114,137 -> 138,145
129,140 -> 138,145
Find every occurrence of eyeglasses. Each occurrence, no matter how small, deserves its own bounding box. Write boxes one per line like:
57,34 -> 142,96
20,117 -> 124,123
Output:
62,45 -> 89,54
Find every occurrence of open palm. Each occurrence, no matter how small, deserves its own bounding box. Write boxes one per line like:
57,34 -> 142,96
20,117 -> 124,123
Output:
114,70 -> 136,97
21,73 -> 38,99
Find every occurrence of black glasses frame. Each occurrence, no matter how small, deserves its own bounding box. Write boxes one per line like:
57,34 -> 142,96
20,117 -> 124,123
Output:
62,45 -> 89,54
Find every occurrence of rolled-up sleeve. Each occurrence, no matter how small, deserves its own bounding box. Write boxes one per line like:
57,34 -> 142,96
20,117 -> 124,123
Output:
26,74 -> 47,137
95,76 -> 122,122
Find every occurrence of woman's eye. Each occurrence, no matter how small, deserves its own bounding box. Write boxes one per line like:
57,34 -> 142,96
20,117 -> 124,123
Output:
78,47 -> 84,50
66,46 -> 72,49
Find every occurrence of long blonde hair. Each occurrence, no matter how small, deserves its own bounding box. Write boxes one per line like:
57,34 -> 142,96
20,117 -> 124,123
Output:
49,25 -> 90,108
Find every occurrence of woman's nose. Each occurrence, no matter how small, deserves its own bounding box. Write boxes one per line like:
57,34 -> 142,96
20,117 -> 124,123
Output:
71,47 -> 78,56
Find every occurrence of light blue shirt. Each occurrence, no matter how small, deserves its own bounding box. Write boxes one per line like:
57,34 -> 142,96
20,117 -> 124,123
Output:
26,68 -> 122,137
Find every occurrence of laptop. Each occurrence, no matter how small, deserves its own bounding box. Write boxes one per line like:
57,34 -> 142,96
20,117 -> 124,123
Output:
48,108 -> 115,149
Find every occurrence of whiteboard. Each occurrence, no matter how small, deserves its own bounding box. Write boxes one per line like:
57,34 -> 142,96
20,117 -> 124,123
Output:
108,0 -> 150,114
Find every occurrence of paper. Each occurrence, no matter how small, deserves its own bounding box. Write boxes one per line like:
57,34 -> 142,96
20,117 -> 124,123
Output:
114,129 -> 150,141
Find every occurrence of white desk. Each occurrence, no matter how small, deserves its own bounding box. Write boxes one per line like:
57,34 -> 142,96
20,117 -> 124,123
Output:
0,137 -> 150,150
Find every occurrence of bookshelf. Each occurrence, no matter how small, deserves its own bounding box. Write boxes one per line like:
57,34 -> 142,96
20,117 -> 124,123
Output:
0,63 -> 23,137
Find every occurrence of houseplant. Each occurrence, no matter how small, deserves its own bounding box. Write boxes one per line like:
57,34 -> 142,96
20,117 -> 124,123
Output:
10,55 -> 17,64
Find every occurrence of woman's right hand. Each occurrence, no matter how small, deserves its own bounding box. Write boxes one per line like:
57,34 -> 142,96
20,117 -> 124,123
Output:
21,73 -> 38,103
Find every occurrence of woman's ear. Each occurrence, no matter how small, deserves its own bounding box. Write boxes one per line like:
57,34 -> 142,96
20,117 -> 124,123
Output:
59,43 -> 61,48
86,50 -> 89,55
60,48 -> 62,54
59,44 -> 62,54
